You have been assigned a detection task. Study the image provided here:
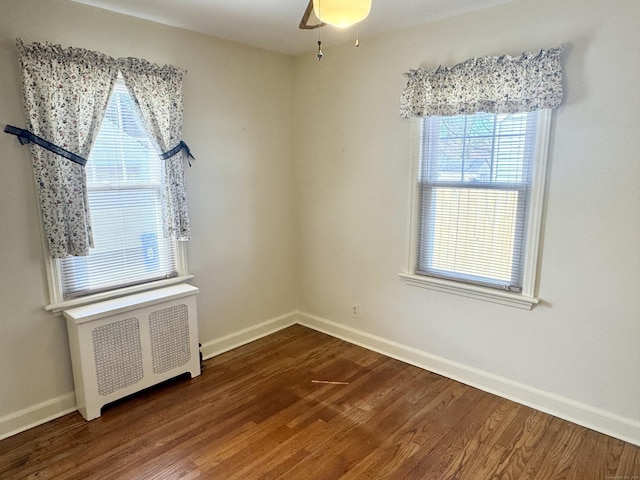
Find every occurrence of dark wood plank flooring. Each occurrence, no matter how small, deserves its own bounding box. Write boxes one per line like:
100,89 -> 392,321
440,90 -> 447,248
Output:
1,325 -> 638,479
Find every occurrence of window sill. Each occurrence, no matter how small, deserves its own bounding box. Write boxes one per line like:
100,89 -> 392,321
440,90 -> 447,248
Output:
45,275 -> 195,315
399,273 -> 539,310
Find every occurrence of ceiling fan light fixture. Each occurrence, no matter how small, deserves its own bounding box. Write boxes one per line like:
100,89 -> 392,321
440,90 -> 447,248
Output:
312,0 -> 371,28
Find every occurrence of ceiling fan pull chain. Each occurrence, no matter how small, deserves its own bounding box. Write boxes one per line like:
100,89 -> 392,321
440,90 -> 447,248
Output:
316,24 -> 323,61
355,23 -> 360,47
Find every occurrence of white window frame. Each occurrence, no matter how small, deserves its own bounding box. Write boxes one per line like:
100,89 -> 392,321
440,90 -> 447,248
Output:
41,81 -> 193,315
44,244 -> 192,315
400,109 -> 552,310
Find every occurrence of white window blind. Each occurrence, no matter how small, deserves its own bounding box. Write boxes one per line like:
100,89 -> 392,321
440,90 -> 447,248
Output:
59,75 -> 178,299
417,111 -> 539,292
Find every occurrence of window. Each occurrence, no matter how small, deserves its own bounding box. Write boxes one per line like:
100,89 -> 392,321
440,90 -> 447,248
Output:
56,75 -> 182,301
402,110 -> 551,309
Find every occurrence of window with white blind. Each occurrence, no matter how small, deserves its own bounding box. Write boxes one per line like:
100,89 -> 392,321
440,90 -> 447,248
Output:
58,75 -> 180,300
402,110 -> 551,309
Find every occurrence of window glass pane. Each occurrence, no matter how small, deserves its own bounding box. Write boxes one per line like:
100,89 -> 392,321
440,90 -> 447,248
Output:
417,111 -> 538,291
424,113 -> 535,185
60,76 -> 177,299
420,186 -> 524,284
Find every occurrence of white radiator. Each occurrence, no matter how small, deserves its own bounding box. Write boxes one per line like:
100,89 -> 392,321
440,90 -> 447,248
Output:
63,284 -> 200,420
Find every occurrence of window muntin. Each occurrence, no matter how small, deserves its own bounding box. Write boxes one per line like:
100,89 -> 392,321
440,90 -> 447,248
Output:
416,111 -> 540,292
59,76 -> 178,299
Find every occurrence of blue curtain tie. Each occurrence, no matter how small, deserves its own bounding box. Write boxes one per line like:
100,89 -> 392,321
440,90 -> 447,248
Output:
6,125 -> 194,168
160,140 -> 195,166
4,124 -> 87,167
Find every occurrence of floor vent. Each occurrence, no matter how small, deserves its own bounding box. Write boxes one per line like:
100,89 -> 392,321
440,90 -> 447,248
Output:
63,284 -> 200,420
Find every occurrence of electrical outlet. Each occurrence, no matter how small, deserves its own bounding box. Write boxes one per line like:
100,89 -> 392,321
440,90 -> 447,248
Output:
352,304 -> 360,318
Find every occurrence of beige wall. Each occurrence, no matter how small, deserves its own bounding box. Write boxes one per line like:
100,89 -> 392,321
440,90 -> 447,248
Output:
1,0 -> 639,444
293,0 -> 640,440
0,0 -> 296,426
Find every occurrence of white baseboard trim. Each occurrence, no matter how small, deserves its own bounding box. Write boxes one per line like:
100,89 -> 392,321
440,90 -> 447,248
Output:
0,312 -> 297,442
297,311 -> 640,447
200,312 -> 297,360
4,311 -> 638,448
0,392 -> 77,441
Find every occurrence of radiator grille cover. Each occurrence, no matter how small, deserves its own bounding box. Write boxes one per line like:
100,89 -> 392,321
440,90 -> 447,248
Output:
149,304 -> 191,374
64,284 -> 200,420
92,317 -> 144,396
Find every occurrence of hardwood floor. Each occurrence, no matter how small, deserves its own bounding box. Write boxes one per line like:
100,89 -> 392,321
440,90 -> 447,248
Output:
1,325 -> 638,479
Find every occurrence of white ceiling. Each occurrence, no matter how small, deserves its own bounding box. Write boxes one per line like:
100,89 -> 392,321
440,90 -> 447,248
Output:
70,0 -> 517,56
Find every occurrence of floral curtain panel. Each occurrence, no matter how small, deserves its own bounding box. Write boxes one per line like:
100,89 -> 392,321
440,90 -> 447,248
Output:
119,59 -> 191,241
400,46 -> 564,118
17,39 -> 118,257
12,40 -> 192,257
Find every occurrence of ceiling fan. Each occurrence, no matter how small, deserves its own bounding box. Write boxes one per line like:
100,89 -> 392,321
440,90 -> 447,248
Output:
299,0 -> 372,29
299,0 -> 325,30
299,0 -> 372,59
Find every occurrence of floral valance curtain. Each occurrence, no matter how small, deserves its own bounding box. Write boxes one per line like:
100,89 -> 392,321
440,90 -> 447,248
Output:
400,46 -> 564,118
11,40 -> 192,257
